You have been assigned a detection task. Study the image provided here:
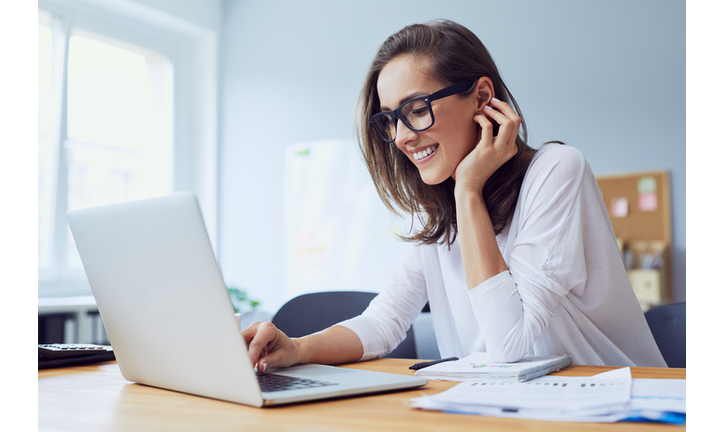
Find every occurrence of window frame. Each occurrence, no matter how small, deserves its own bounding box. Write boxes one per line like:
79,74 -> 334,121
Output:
38,0 -> 219,298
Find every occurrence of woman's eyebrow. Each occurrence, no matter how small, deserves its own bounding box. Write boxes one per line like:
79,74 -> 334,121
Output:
380,91 -> 428,111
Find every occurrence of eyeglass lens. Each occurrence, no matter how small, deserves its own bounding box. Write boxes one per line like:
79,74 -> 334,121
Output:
372,98 -> 432,142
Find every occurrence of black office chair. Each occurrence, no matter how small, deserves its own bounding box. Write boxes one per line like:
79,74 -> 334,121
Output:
644,302 -> 686,368
271,291 -> 417,359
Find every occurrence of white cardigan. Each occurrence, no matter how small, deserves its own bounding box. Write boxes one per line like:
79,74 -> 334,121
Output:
340,144 -> 667,367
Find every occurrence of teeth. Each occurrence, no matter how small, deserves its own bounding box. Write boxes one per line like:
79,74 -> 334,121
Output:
413,145 -> 438,161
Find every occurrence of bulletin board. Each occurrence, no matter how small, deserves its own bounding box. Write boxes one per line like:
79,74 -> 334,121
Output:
596,171 -> 671,244
595,171 -> 671,302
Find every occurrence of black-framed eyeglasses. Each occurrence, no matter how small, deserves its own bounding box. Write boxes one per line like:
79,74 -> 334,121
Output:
370,80 -> 475,143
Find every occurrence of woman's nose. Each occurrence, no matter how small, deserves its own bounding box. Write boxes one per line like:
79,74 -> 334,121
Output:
394,119 -> 418,148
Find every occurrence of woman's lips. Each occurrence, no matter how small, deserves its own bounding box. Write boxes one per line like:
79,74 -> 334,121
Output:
412,144 -> 439,162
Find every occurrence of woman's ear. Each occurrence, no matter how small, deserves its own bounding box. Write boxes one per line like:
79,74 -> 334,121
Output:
474,77 -> 495,112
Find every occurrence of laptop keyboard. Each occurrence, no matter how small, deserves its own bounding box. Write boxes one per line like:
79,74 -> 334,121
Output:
256,371 -> 338,393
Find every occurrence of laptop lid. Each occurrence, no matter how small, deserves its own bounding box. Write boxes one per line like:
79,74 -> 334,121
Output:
67,192 -> 426,407
67,192 -> 266,406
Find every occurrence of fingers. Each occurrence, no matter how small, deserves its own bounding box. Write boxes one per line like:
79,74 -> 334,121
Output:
242,321 -> 280,369
258,344 -> 291,372
242,321 -> 300,372
457,99 -> 520,190
484,101 -> 520,143
489,97 -> 519,120
482,99 -> 520,159
473,112 -> 494,146
241,321 -> 259,343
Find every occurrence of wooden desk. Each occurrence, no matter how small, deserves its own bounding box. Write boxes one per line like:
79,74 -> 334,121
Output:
39,359 -> 685,431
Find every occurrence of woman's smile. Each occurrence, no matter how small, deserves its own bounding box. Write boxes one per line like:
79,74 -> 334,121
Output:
412,144 -> 439,162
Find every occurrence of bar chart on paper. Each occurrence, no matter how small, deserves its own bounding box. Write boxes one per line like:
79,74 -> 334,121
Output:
412,367 -> 686,424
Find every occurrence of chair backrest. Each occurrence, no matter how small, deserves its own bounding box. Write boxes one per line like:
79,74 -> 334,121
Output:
271,291 -> 417,359
644,302 -> 686,368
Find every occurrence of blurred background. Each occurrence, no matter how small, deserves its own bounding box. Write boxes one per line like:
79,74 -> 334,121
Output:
33,0 -> 685,343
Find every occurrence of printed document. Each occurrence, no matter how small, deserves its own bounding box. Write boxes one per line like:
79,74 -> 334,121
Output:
411,367 -> 686,424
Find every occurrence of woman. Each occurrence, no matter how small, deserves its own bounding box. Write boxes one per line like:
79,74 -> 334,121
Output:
243,20 -> 667,372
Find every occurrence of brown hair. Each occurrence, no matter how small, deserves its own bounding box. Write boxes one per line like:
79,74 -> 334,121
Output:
357,20 -> 541,246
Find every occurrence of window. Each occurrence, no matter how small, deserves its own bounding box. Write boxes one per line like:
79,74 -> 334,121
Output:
39,12 -> 174,273
38,9 -> 55,270
38,1 -> 219,297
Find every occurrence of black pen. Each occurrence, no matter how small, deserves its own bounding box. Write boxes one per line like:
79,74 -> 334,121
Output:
409,357 -> 459,370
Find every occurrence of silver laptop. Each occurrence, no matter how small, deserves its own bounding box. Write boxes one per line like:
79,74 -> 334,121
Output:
66,192 -> 427,407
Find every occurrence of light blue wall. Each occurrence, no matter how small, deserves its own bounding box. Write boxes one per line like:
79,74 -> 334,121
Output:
219,0 -> 685,312
131,0 -> 222,30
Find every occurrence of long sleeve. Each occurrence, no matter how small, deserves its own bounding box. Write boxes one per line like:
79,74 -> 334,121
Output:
468,145 -> 591,362
338,242 -> 429,360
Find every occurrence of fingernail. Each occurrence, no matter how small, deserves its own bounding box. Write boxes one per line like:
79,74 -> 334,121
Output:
262,361 -> 267,373
484,105 -> 493,110
492,97 -> 501,103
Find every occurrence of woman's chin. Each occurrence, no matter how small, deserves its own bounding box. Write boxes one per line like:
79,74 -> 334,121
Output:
419,170 -> 450,186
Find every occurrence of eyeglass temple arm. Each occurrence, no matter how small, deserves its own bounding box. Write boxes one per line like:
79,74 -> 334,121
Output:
428,80 -> 476,101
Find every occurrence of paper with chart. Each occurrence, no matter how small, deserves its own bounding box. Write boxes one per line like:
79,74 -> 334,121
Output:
414,370 -> 632,412
411,367 -> 686,423
629,378 -> 686,413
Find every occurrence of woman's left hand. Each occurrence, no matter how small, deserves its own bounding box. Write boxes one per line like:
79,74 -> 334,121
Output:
454,98 -> 521,195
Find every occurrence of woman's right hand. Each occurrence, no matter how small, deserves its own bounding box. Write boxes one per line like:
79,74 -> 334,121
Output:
454,98 -> 520,196
242,321 -> 302,372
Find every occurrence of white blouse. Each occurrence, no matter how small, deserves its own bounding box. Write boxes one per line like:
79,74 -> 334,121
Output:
340,144 -> 667,367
